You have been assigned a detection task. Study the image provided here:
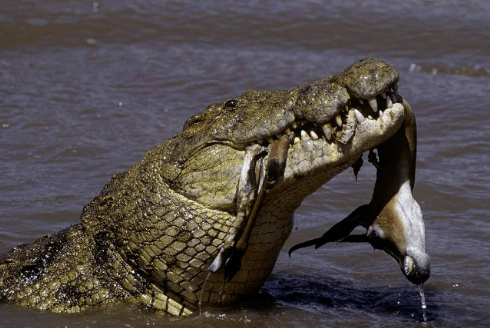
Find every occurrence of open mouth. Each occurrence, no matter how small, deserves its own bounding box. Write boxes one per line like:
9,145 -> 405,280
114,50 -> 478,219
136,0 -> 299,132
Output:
252,83 -> 401,149
212,84 -> 406,281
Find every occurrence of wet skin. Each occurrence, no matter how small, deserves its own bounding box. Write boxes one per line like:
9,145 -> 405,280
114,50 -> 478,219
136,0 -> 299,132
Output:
0,58 -> 429,315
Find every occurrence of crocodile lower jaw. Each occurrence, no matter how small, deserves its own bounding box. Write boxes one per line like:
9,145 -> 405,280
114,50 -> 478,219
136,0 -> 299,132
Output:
244,85 -> 406,182
283,101 -> 404,181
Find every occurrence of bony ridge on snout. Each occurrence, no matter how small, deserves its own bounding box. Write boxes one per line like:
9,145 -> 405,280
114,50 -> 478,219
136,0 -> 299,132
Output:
0,58 -> 428,316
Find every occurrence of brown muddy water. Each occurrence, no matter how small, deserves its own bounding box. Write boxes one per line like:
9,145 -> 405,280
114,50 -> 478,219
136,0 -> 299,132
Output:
1,0 -> 489,327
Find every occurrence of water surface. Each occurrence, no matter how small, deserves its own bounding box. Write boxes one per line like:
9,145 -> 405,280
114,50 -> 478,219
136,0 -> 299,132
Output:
1,0 -> 489,327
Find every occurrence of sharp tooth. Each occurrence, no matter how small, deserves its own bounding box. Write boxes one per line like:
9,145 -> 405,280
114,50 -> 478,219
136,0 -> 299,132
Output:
368,115 -> 373,120
368,97 -> 378,112
291,122 -> 298,129
335,115 -> 342,128
389,93 -> 397,104
380,91 -> 387,99
310,130 -> 319,140
354,109 -> 365,123
386,96 -> 393,108
339,109 -> 357,144
345,105 -> 349,112
276,134 -> 282,139
379,110 -> 383,117
294,136 -> 300,144
257,139 -> 264,144
300,130 -> 310,141
359,99 -> 364,105
322,123 -> 332,141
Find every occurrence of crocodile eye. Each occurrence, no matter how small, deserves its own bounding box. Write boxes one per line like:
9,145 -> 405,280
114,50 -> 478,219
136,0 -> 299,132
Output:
224,99 -> 237,110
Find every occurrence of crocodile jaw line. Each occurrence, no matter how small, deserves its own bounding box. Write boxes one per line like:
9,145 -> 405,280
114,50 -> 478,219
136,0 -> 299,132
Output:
243,83 -> 406,187
283,102 -> 404,184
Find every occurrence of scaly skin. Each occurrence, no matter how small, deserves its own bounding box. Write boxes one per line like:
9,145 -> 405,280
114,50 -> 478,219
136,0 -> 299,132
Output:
0,58 -> 417,315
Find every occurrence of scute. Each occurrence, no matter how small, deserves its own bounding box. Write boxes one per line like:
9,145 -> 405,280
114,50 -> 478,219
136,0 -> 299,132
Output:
341,58 -> 399,99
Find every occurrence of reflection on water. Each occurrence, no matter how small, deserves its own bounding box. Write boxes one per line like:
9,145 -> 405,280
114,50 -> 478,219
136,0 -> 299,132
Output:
1,0 -> 490,327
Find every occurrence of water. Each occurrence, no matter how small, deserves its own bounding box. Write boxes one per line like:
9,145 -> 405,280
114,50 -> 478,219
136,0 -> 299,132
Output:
1,0 -> 490,326
418,284 -> 427,323
199,271 -> 212,316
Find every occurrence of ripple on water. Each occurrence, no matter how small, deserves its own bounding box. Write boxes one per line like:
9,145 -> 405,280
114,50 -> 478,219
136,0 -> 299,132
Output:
260,273 -> 432,323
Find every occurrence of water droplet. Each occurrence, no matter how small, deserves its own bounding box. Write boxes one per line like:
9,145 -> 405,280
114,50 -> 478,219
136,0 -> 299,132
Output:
199,271 -> 212,316
418,284 -> 428,323
409,63 -> 421,73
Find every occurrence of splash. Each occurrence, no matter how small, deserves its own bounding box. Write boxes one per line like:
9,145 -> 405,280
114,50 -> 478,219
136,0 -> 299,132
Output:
418,283 -> 428,323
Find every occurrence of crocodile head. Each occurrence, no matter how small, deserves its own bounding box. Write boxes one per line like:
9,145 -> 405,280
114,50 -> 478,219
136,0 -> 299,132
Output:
0,58 -> 428,315
161,58 -> 429,286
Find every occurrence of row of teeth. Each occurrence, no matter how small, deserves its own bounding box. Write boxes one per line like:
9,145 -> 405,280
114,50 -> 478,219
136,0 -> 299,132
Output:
258,87 -> 399,146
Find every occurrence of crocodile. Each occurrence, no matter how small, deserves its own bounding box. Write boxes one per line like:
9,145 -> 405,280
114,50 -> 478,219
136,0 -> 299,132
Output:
0,58 -> 429,316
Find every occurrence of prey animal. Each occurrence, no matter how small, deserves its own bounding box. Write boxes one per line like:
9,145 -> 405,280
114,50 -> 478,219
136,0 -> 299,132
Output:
0,58 -> 429,315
